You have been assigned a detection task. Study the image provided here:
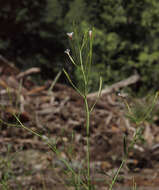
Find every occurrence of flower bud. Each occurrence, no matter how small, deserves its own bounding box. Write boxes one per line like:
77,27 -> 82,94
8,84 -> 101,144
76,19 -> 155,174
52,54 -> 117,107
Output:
64,49 -> 70,55
66,32 -> 74,39
89,30 -> 92,38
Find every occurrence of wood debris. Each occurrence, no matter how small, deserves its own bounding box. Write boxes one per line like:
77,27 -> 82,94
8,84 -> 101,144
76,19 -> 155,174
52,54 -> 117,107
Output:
0,56 -> 159,169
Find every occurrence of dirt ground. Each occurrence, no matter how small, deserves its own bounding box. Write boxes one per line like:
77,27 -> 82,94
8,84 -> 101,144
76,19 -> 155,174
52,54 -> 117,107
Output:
1,60 -> 159,190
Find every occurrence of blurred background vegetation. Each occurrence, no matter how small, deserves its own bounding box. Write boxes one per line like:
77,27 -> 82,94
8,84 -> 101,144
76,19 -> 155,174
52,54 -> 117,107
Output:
1,0 -> 159,96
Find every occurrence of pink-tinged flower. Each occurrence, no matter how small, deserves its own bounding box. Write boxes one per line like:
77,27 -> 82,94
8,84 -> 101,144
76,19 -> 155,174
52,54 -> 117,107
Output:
67,32 -> 74,39
89,30 -> 92,38
64,49 -> 70,55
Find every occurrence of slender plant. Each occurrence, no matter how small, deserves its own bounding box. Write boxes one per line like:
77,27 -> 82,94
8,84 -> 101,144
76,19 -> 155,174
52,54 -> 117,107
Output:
64,28 -> 102,190
109,91 -> 159,190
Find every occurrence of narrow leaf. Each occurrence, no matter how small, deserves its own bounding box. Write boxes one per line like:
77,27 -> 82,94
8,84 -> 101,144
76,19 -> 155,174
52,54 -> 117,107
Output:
90,77 -> 102,112
63,69 -> 84,97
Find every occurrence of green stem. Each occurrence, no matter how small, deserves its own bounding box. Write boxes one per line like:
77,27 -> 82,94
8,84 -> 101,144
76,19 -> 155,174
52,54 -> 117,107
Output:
109,158 -> 126,190
109,127 -> 142,190
84,97 -> 91,189
87,34 -> 93,82
79,50 -> 87,87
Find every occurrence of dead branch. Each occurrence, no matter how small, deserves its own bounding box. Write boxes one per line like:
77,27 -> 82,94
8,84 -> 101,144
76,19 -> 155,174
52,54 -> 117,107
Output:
17,67 -> 41,79
0,55 -> 19,75
88,74 -> 140,98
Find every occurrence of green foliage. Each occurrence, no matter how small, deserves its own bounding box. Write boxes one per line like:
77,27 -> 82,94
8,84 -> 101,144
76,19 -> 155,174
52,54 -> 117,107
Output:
1,0 -> 159,94
65,0 -> 88,25
125,92 -> 159,124
86,0 -> 159,94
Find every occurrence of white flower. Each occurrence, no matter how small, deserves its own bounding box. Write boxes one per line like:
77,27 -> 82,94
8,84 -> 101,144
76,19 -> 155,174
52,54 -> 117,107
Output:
64,49 -> 70,55
67,32 -> 74,39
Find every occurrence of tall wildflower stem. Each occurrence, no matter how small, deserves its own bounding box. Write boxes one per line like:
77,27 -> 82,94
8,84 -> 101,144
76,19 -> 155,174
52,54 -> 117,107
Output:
84,96 -> 91,188
79,49 -> 87,88
65,28 -> 102,190
87,30 -> 93,82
